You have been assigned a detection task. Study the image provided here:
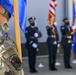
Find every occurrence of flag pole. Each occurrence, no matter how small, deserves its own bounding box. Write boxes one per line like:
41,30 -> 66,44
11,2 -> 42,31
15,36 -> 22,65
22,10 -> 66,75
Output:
13,0 -> 22,61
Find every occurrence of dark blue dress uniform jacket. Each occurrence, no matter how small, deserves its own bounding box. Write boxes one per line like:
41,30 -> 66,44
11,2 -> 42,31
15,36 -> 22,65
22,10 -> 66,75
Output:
60,25 -> 73,45
25,26 -> 42,48
46,25 -> 59,44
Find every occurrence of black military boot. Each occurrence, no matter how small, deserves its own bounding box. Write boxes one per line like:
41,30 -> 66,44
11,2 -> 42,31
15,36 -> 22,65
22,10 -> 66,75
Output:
30,68 -> 38,73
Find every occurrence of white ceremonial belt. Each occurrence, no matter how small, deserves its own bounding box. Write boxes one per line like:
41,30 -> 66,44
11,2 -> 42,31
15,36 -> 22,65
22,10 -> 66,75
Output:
49,35 -> 56,38
68,40 -> 72,43
63,35 -> 71,39
67,36 -> 72,39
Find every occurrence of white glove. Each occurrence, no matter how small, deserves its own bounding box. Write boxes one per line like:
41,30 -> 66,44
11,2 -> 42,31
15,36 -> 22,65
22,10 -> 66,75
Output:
54,22 -> 57,26
32,43 -> 38,48
72,44 -> 74,47
72,25 -> 76,30
34,33 -> 38,37
57,44 -> 60,47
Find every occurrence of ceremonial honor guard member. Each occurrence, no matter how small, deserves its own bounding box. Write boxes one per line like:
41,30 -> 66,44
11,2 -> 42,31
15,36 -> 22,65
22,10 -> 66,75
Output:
46,22 -> 59,71
25,17 -> 42,73
60,18 -> 73,69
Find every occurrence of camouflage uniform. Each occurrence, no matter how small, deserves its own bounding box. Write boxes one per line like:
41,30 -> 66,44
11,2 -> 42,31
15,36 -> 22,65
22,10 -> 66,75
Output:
0,6 -> 24,75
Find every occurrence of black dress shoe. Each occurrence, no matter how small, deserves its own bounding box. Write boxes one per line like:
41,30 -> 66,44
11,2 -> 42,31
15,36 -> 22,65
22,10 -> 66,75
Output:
68,65 -> 73,68
65,66 -> 73,69
33,69 -> 38,72
53,67 -> 58,70
30,69 -> 38,73
49,67 -> 57,71
30,70 -> 35,73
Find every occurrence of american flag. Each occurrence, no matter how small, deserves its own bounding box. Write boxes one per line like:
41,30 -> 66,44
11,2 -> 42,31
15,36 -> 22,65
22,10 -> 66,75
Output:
48,0 -> 57,24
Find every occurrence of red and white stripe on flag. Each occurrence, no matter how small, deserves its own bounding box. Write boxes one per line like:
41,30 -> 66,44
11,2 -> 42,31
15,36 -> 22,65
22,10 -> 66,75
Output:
48,0 -> 57,24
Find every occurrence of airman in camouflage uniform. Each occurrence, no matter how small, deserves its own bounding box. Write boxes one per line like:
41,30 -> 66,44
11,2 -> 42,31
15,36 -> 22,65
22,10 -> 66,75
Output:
0,6 -> 24,75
